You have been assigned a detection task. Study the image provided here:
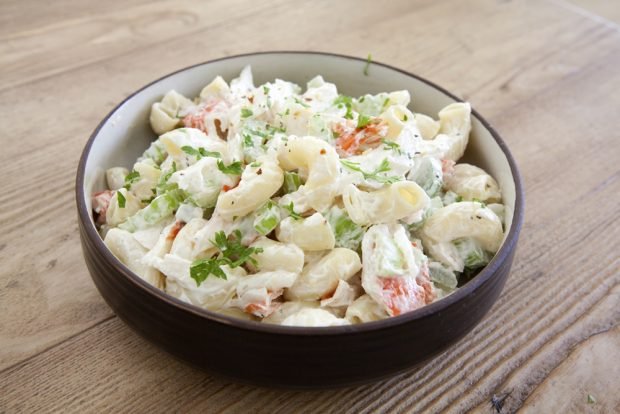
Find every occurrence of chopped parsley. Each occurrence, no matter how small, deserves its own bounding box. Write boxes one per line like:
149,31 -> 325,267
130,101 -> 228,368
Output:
117,190 -> 126,208
294,97 -> 310,108
123,170 -> 140,190
189,257 -> 228,284
181,146 -> 221,159
340,158 -> 401,184
381,139 -> 402,154
263,85 -> 270,95
156,161 -> 177,195
357,114 -> 372,129
242,134 -> 254,147
363,53 -> 372,76
212,230 -> 262,267
241,108 -> 253,118
217,160 -> 243,175
189,230 -> 263,285
283,202 -> 302,220
334,95 -> 354,119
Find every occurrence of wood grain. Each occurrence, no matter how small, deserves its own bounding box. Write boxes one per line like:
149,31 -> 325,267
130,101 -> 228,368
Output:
1,0 -> 619,412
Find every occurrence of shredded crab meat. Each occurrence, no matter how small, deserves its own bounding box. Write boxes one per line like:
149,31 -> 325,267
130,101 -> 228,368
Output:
441,159 -> 455,175
182,99 -> 227,137
166,221 -> 185,242
380,265 -> 434,316
333,119 -> 388,156
243,289 -> 283,318
92,190 -> 113,225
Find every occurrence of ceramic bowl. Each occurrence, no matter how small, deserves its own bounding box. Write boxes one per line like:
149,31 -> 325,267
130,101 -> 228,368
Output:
76,51 -> 524,388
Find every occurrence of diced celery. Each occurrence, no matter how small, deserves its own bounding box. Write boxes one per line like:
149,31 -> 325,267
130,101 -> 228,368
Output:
139,140 -> 167,165
453,238 -> 491,269
428,261 -> 458,290
325,206 -> 364,251
408,157 -> 443,197
442,190 -> 462,205
282,172 -> 302,194
119,189 -> 184,232
352,93 -> 390,116
253,200 -> 281,235
406,196 -> 443,233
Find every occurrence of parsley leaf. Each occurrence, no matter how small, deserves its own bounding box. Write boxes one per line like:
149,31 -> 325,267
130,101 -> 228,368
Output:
241,108 -> 253,118
123,170 -> 140,190
243,134 -> 254,147
181,146 -> 201,158
340,158 -> 401,184
181,146 -> 221,159
334,95 -> 354,120
218,230 -> 263,267
189,230 -> 263,285
357,114 -> 372,129
283,202 -> 303,220
381,138 -> 402,154
363,53 -> 372,76
294,97 -> 310,108
200,148 -> 221,158
117,190 -> 126,208
263,85 -> 270,95
156,161 -> 177,195
190,257 -> 228,284
217,160 -> 243,175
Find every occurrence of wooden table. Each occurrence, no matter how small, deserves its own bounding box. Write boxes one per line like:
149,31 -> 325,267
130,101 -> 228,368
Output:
1,0 -> 619,412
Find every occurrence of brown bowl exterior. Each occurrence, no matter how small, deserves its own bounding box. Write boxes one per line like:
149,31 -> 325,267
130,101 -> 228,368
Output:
76,52 -> 524,388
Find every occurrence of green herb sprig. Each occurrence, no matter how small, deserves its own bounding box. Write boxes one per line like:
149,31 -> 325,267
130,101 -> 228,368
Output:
190,230 -> 263,285
181,146 -> 221,159
217,160 -> 243,175
334,95 -> 354,120
340,158 -> 401,184
283,202 -> 302,220
123,170 -> 140,190
363,53 -> 372,76
117,190 -> 126,208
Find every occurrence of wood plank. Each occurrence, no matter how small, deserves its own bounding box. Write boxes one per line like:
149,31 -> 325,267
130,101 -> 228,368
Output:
519,325 -> 620,414
0,0 -> 287,91
564,0 -> 620,26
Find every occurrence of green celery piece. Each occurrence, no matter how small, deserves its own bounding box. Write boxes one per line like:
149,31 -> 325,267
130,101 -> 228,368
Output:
140,140 -> 167,165
282,172 -> 302,194
352,92 -> 389,116
253,200 -> 281,235
408,157 -> 443,197
453,238 -> 491,269
119,190 -> 184,232
428,261 -> 458,290
325,206 -> 364,251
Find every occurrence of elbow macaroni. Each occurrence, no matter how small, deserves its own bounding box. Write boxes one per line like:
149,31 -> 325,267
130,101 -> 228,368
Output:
95,66 -> 505,326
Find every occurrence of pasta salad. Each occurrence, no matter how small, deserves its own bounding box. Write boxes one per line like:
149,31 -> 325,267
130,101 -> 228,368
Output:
92,66 -> 505,327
